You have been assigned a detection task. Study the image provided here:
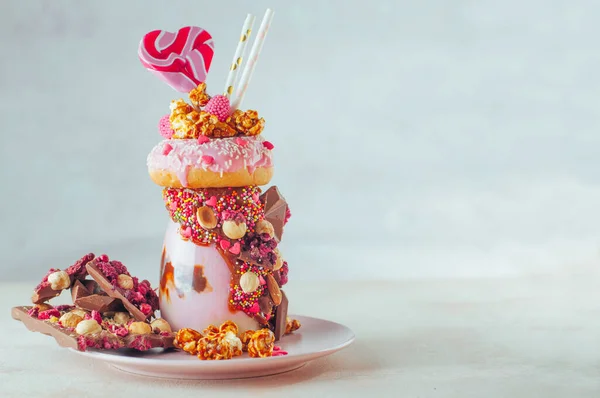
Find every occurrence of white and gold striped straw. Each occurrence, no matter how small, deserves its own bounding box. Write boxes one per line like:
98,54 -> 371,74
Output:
223,14 -> 255,99
230,8 -> 274,111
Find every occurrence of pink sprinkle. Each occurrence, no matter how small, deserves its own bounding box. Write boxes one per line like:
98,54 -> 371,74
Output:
229,242 -> 241,255
263,141 -> 274,150
162,143 -> 173,155
272,351 -> 288,356
206,196 -> 217,207
235,137 -> 248,146
158,115 -> 174,139
219,239 -> 231,251
197,135 -> 210,144
204,95 -> 231,122
140,303 -> 152,315
202,155 -> 215,165
274,345 -> 281,351
252,193 -> 260,203
259,275 -> 266,285
169,202 -> 178,211
181,226 -> 192,238
248,303 -> 260,314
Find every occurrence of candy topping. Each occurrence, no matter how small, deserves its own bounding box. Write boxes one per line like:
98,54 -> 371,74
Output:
158,115 -> 175,139
204,95 -> 231,122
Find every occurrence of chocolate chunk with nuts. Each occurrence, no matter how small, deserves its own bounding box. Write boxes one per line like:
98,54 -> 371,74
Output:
273,290 -> 289,341
32,253 -> 95,304
259,186 -> 288,243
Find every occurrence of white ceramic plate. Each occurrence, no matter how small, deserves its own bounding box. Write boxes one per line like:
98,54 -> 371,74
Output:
70,315 -> 355,380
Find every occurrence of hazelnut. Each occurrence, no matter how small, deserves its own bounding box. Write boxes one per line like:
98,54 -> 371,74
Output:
59,312 -> 83,328
151,318 -> 172,333
273,248 -> 283,271
196,206 -> 218,229
240,272 -> 260,293
35,303 -> 53,312
222,220 -> 247,240
129,321 -> 152,335
113,312 -> 130,325
70,309 -> 88,318
117,274 -> 134,290
255,219 -> 275,238
47,271 -> 70,291
75,319 -> 102,335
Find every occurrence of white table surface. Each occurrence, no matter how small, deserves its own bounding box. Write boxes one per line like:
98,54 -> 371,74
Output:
2,275 -> 600,397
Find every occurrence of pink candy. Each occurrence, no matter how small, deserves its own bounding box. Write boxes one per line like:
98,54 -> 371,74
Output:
158,115 -> 174,139
162,143 -> 173,155
202,155 -> 215,164
248,303 -> 260,314
139,26 -> 214,93
263,141 -> 274,150
229,242 -> 241,255
235,137 -> 248,146
204,95 -> 231,122
205,196 -> 217,207
197,135 -> 210,144
181,226 -> 192,238
219,239 -> 231,251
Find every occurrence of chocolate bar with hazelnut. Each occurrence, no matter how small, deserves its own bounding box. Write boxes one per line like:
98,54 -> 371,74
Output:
85,262 -> 148,321
260,186 -> 288,243
12,306 -> 81,350
31,253 -> 95,304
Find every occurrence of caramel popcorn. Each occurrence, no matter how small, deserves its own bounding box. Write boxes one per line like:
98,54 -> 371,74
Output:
188,82 -> 211,108
285,318 -> 301,335
247,329 -> 275,358
198,111 -> 237,138
174,328 -> 203,355
197,331 -> 242,360
169,99 -> 197,139
240,330 -> 254,352
202,324 -> 219,336
219,320 -> 238,335
228,109 -> 265,136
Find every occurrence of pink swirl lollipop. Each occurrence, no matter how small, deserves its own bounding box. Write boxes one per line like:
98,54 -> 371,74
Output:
138,26 -> 214,92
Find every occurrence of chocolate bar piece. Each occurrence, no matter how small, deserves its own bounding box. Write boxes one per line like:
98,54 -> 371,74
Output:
71,279 -> 123,313
260,186 -> 288,243
86,262 -> 147,321
273,291 -> 288,341
32,253 -> 95,304
12,306 -> 174,351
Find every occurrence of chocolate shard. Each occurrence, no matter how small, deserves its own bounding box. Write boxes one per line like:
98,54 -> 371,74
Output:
31,286 -> 62,305
11,306 -> 79,350
260,186 -> 288,243
71,280 -> 91,303
82,280 -> 100,294
74,294 -> 123,313
273,291 -> 289,341
238,250 -> 274,270
85,261 -> 147,321
124,333 -> 175,350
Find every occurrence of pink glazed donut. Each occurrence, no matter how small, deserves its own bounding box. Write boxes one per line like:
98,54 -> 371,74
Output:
147,136 -> 274,188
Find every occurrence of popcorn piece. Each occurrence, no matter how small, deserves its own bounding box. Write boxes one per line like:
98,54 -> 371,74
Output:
188,82 -> 211,108
47,271 -> 70,291
240,330 -> 254,352
285,318 -> 301,335
198,111 -> 237,138
247,329 -> 275,358
75,319 -> 102,336
197,331 -> 242,360
150,318 -> 172,333
219,320 -> 238,335
174,328 -> 203,355
202,324 -> 219,336
228,109 -> 265,136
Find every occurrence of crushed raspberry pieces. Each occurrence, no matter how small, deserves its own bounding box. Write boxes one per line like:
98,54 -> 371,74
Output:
279,262 -> 289,286
284,207 -> 292,225
38,308 -> 60,320
90,310 -> 102,324
263,141 -> 274,150
140,303 -> 152,315
27,307 -> 40,318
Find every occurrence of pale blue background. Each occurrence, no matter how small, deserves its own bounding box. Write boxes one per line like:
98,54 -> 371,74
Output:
1,0 -> 599,280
